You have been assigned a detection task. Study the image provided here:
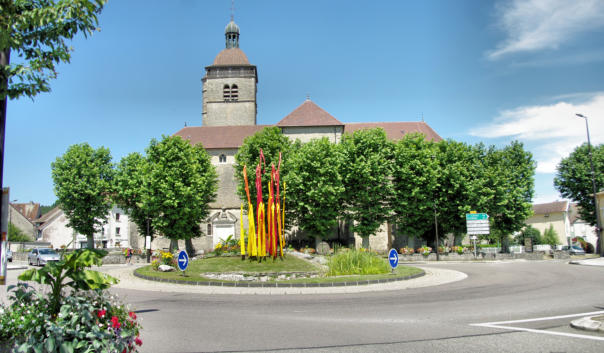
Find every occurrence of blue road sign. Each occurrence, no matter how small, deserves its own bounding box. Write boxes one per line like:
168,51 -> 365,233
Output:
177,250 -> 189,271
388,248 -> 399,269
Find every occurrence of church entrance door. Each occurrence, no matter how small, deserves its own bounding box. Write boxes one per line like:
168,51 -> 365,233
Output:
213,224 -> 235,247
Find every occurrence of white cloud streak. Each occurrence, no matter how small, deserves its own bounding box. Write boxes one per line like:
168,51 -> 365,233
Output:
488,0 -> 604,60
470,93 -> 604,173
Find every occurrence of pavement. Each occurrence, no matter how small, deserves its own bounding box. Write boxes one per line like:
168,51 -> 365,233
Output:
568,256 -> 604,266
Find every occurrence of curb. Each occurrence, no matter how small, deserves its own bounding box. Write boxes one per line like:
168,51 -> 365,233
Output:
570,316 -> 604,332
133,269 -> 425,288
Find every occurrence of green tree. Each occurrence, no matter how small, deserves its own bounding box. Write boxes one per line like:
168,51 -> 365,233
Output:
0,0 -> 106,233
114,152 -> 157,247
285,138 -> 344,241
51,143 -> 114,249
542,224 -> 559,247
554,144 -> 603,226
390,134 -> 438,242
39,200 -> 59,215
8,222 -> 32,241
340,128 -> 393,244
479,142 -> 535,250
515,225 -> 541,245
145,136 -> 217,252
234,127 -> 295,211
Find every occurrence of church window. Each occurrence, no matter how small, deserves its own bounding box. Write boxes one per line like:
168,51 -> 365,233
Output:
207,223 -> 212,235
219,154 -> 227,163
231,84 -> 238,101
223,84 -> 230,100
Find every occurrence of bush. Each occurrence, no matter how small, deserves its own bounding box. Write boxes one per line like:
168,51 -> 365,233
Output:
542,225 -> 559,246
327,248 -> 390,276
517,225 -> 541,245
8,222 -> 33,242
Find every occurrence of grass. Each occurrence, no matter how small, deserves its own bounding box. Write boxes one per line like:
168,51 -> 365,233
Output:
135,253 -> 423,284
327,249 -> 391,276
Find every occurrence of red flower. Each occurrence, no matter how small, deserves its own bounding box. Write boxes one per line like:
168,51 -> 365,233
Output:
135,336 -> 143,346
128,311 -> 137,320
97,310 -> 106,318
111,316 -> 121,329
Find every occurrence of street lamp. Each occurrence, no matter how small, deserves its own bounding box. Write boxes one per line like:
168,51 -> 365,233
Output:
576,113 -> 603,257
431,155 -> 439,261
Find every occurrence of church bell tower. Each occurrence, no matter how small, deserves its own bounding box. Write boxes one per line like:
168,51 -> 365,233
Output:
201,20 -> 257,126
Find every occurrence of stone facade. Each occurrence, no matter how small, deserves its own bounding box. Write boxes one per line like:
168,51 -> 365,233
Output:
280,126 -> 343,143
202,75 -> 257,126
9,204 -> 37,240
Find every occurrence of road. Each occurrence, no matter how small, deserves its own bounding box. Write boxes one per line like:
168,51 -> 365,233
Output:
3,260 -> 603,352
105,260 -> 603,353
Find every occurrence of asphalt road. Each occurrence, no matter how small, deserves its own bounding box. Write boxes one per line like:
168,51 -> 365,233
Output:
102,260 -> 604,353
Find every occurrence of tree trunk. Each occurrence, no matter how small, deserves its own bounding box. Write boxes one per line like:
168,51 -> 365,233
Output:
86,235 -> 94,249
185,238 -> 195,256
169,239 -> 178,252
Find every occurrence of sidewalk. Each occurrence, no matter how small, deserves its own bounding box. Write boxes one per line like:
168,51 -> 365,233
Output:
568,256 -> 604,266
99,264 -> 467,295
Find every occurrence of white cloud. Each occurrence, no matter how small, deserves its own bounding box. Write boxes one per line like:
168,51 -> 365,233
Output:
488,0 -> 604,60
470,92 -> 604,174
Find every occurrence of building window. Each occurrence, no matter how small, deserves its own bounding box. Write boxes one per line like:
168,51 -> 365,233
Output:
223,84 -> 230,100
116,213 -> 120,221
116,227 -> 120,235
219,154 -> 227,163
231,84 -> 238,101
222,84 -> 238,102
207,224 -> 212,236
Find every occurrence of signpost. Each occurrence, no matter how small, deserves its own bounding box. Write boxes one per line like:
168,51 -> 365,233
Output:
388,248 -> 399,272
177,250 -> 189,276
466,213 -> 489,258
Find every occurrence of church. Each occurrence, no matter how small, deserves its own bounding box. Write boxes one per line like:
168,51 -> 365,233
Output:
172,20 -> 442,252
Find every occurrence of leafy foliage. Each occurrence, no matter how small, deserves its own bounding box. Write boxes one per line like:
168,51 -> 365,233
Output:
234,127 -> 296,210
515,225 -> 541,245
340,128 -> 393,240
18,248 -> 118,316
285,138 -> 344,240
8,222 -> 32,241
39,200 -> 59,215
0,0 -> 106,100
144,136 -> 218,243
541,224 -> 559,246
327,248 -> 390,276
554,143 -> 604,227
51,143 -> 114,248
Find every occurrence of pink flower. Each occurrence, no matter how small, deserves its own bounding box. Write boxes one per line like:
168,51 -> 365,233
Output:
97,310 -> 106,318
135,336 -> 143,346
111,316 -> 121,329
128,311 -> 137,320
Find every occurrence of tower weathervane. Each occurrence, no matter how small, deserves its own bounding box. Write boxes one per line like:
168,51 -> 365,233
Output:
230,0 -> 235,21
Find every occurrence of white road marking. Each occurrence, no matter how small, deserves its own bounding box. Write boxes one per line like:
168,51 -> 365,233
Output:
471,310 -> 604,342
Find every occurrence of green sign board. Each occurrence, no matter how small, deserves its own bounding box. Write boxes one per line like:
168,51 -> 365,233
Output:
466,213 -> 488,221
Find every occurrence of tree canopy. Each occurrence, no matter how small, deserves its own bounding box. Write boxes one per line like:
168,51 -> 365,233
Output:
144,136 -> 217,248
51,143 -> 114,248
285,137 -> 344,240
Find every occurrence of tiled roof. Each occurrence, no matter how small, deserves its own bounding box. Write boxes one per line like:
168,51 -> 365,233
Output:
532,201 -> 569,215
174,125 -> 269,149
211,48 -> 251,66
277,100 -> 343,127
344,122 -> 442,142
34,206 -> 62,226
11,202 -> 41,221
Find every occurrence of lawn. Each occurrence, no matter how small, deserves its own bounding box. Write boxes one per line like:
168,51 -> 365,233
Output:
134,255 -> 423,284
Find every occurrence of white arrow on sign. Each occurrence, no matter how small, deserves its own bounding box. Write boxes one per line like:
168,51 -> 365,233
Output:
179,258 -> 187,264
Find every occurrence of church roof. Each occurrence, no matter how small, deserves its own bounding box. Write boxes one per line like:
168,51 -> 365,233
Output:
211,48 -> 251,66
11,202 -> 41,222
174,125 -> 269,149
277,100 -> 343,127
344,122 -> 442,142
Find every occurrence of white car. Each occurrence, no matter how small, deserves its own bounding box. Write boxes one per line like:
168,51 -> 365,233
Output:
28,248 -> 60,266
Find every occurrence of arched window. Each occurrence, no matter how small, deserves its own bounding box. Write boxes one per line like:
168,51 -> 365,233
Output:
223,84 -> 230,100
219,154 -> 227,163
230,84 -> 238,101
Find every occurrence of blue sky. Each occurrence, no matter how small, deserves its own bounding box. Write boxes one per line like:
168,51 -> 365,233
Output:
4,0 -> 604,206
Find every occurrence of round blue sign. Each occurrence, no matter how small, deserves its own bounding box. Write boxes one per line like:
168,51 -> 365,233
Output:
177,250 -> 189,271
388,248 -> 399,269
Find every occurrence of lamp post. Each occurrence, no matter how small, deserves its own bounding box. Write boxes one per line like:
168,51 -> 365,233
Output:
576,113 -> 603,257
431,155 -> 439,261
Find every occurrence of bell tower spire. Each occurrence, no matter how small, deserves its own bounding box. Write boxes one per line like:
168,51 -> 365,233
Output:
225,0 -> 239,49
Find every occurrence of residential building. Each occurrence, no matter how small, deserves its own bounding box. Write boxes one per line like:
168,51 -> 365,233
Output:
525,201 -> 571,245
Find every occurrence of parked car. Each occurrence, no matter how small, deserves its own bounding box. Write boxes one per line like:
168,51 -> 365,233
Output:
561,245 -> 586,255
6,249 -> 12,262
28,248 -> 60,266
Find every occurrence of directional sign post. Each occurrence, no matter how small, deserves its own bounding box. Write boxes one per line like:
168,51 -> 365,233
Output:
177,250 -> 189,276
466,213 -> 489,258
388,248 -> 399,272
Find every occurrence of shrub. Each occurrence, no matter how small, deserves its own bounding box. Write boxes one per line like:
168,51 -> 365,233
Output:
327,248 -> 390,276
160,250 -> 175,266
517,225 -> 541,245
542,225 -> 559,246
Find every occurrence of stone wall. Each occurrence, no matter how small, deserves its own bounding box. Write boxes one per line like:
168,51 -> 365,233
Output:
281,126 -> 343,144
202,76 -> 256,126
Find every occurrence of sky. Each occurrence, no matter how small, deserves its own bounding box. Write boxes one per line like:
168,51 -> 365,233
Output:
4,0 -> 604,206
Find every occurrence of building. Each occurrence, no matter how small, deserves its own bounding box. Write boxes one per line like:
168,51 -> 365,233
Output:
568,203 -> 597,249
169,19 -> 442,253
9,202 -> 40,240
525,201 -> 571,245
35,206 -> 132,249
